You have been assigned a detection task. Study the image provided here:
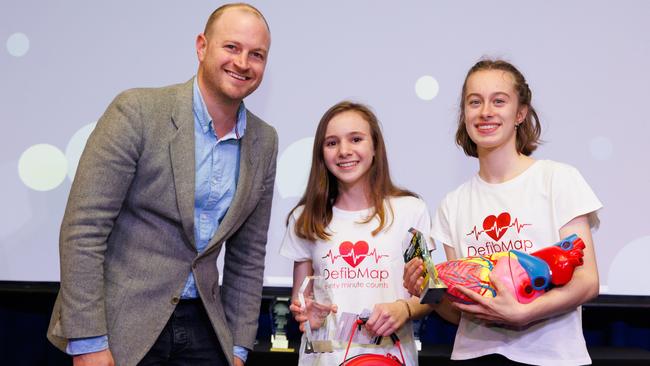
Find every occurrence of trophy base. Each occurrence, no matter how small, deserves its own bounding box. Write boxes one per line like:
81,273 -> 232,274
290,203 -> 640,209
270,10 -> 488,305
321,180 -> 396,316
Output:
419,287 -> 447,304
311,340 -> 334,353
271,334 -> 290,350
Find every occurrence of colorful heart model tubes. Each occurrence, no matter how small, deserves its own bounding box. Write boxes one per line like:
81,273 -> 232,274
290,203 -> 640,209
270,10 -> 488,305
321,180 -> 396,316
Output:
406,230 -> 585,304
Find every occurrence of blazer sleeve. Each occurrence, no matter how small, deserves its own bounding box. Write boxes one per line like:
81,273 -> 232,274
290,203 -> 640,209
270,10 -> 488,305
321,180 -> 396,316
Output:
57,90 -> 143,339
220,126 -> 278,350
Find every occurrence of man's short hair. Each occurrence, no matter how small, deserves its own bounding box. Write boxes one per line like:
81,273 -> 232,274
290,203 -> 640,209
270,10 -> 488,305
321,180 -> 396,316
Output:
203,3 -> 270,37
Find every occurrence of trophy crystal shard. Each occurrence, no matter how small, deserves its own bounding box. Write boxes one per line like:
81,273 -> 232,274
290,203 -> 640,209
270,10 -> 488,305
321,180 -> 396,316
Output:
403,227 -> 447,304
298,276 -> 334,353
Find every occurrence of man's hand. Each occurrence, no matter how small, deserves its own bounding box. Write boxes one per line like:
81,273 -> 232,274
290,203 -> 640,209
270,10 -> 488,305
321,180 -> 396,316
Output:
234,356 -> 245,366
73,349 -> 115,366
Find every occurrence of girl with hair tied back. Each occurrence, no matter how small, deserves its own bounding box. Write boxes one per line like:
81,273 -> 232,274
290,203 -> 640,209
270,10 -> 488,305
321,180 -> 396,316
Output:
405,59 -> 602,365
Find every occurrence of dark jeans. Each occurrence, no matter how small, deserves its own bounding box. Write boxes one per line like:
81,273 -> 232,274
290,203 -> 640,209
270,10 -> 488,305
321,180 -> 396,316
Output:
138,299 -> 228,366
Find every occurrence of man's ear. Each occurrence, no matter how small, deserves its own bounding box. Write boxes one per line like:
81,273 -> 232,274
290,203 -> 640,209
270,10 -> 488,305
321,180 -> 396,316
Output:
196,33 -> 207,61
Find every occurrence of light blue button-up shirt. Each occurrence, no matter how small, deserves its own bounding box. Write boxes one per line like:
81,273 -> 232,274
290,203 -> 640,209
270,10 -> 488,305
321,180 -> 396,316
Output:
67,78 -> 250,361
182,77 -> 245,298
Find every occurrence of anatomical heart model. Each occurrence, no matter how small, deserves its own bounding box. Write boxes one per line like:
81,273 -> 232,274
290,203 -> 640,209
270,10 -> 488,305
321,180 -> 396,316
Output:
406,230 -> 586,304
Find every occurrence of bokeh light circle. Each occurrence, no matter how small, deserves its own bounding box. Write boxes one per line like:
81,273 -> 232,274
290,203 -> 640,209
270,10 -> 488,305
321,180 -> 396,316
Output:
415,75 -> 440,101
276,137 -> 314,199
18,144 -> 68,191
7,32 -> 30,57
65,122 -> 97,181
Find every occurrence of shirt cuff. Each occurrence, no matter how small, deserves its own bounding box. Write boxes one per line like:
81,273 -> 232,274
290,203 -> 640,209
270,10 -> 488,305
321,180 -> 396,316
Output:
233,345 -> 249,362
66,335 -> 109,355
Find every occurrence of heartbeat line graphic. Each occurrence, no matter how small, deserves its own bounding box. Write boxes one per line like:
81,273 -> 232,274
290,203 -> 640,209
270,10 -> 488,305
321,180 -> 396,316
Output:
321,248 -> 389,265
466,218 -> 532,240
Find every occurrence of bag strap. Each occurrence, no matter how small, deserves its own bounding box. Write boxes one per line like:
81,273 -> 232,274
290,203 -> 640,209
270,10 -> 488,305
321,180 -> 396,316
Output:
341,317 -> 406,365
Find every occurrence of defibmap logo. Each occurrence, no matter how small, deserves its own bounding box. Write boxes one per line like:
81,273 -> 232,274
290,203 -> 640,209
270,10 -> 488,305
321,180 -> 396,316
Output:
320,240 -> 391,286
464,212 -> 534,256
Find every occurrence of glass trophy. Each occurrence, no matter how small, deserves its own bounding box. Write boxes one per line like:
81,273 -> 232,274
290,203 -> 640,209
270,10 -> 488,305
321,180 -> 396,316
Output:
297,276 -> 396,355
298,275 -> 335,353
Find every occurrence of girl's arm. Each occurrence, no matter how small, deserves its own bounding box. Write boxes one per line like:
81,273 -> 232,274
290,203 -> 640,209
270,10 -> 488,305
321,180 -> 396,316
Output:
401,245 -> 461,326
454,214 -> 599,326
290,260 -> 314,304
370,244 -> 462,335
365,295 -> 460,337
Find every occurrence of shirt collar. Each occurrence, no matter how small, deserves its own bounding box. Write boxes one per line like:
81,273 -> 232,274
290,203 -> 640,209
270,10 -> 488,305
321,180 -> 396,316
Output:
193,77 -> 247,140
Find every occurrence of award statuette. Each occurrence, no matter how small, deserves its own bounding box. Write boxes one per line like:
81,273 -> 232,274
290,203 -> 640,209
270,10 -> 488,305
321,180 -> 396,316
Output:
270,296 -> 293,352
403,227 -> 447,304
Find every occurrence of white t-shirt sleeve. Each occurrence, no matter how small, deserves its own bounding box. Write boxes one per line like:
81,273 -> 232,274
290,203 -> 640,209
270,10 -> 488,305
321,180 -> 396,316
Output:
279,210 -> 312,262
551,163 -> 603,230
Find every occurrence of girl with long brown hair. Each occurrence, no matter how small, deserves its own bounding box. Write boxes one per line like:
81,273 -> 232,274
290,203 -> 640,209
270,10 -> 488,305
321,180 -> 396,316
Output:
280,101 -> 433,365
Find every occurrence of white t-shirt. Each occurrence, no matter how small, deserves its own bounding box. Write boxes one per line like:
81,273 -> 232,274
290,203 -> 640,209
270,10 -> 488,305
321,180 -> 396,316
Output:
280,196 -> 432,366
432,160 -> 602,366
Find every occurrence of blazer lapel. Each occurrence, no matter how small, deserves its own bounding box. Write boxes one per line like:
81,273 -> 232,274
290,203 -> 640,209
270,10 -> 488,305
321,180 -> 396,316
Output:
205,110 -> 260,251
170,79 -> 196,248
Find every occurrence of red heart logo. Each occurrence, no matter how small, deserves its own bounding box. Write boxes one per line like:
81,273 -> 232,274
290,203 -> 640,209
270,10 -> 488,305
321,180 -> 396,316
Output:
339,241 -> 369,267
482,212 -> 511,241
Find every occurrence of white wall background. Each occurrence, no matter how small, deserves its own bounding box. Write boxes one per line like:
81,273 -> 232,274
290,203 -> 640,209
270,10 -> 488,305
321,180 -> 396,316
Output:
1,1 -> 649,295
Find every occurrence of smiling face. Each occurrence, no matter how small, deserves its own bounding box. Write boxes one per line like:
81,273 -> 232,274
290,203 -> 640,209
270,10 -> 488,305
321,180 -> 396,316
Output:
196,7 -> 270,105
322,111 -> 376,191
463,69 -> 528,156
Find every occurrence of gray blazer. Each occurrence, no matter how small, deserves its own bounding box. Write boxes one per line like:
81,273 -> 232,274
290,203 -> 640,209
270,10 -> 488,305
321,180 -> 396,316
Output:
47,78 -> 278,366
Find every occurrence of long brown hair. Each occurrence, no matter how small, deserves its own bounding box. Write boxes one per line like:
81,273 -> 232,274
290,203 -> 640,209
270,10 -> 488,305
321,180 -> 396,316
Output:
288,101 -> 416,241
455,59 -> 542,157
